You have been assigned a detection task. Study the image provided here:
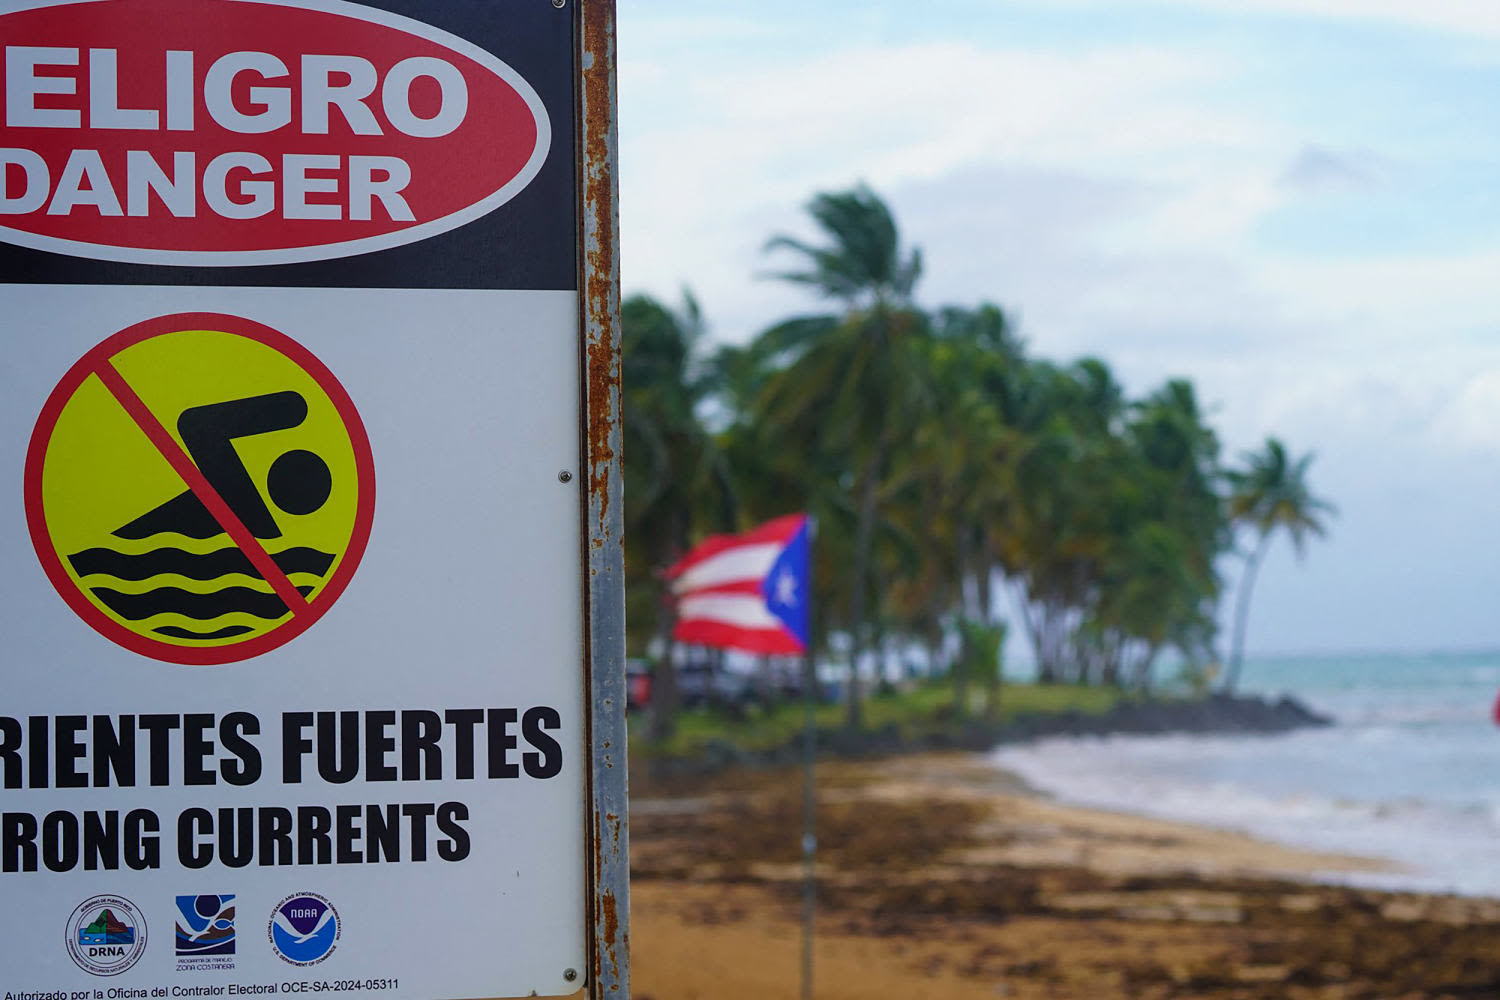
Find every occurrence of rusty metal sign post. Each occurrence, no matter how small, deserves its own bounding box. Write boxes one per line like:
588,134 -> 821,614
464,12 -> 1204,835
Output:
579,0 -> 631,997
0,0 -> 627,994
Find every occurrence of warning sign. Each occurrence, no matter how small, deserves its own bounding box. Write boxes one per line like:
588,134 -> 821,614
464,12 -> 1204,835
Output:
24,311 -> 375,665
0,0 -> 617,994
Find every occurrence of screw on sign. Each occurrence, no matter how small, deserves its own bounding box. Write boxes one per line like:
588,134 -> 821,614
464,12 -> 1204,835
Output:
25,312 -> 375,664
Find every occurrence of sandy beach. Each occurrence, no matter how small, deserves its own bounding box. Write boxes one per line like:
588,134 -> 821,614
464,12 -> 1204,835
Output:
629,753 -> 1500,999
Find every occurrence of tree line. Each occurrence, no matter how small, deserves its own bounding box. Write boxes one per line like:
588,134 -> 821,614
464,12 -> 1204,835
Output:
623,185 -> 1333,736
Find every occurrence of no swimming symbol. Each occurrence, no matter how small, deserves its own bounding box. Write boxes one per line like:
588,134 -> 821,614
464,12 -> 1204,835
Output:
25,313 -> 375,665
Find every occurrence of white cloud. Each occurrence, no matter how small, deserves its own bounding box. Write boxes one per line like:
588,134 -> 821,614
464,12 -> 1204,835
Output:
619,37 -> 1271,339
1254,250 -> 1500,347
1044,0 -> 1500,40
1431,367 -> 1500,454
1122,168 -> 1284,248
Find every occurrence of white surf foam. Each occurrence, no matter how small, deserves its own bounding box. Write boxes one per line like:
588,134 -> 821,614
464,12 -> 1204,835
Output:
992,726 -> 1500,897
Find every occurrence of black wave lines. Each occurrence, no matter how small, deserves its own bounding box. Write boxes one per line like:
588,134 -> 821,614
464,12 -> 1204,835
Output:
90,585 -> 315,622
69,546 -> 335,581
154,624 -> 256,640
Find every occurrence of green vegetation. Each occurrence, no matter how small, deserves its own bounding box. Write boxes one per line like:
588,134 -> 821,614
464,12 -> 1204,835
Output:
624,184 -> 1335,742
632,681 -> 1125,759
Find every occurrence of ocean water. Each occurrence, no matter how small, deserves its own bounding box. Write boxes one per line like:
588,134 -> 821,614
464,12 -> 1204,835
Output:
991,652 -> 1500,896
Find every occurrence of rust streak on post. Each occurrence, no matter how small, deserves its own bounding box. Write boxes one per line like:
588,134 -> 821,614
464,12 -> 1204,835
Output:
578,0 -> 628,996
581,0 -> 620,535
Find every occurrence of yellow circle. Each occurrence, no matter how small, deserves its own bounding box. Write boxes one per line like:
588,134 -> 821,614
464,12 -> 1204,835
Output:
29,317 -> 373,662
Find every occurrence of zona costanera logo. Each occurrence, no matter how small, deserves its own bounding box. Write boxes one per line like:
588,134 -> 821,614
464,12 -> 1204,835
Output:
268,892 -> 340,966
176,893 -> 236,972
66,894 -> 148,976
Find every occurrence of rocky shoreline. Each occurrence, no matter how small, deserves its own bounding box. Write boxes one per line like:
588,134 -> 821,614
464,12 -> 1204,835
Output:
990,691 -> 1331,741
650,692 -> 1330,778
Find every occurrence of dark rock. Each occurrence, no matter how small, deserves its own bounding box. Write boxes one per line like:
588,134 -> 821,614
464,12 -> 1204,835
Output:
643,692 -> 1332,778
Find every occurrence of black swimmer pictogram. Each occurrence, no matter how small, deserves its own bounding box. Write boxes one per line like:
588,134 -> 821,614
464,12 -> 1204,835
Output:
115,391 -> 332,540
66,391 -> 339,639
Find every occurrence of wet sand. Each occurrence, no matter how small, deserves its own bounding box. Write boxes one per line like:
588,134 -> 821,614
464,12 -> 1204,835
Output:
629,753 -> 1500,999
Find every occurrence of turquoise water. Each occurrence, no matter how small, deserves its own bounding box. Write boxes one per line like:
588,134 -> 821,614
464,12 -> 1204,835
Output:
1243,653 -> 1500,805
993,652 -> 1500,895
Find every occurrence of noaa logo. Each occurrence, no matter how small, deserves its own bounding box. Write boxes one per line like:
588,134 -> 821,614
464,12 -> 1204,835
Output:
268,892 -> 339,966
65,895 -> 147,976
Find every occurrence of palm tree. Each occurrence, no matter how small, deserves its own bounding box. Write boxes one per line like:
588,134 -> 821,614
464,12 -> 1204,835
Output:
1002,358 -> 1128,683
1223,438 -> 1335,692
1115,380 -> 1228,690
764,184 -> 922,309
620,291 -> 736,740
755,184 -> 928,728
919,305 -> 1024,715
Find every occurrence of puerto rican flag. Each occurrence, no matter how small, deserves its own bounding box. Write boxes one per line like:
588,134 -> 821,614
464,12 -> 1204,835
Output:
665,513 -> 811,655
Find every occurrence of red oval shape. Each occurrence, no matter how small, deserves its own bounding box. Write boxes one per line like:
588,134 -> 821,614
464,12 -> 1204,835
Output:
0,0 -> 550,264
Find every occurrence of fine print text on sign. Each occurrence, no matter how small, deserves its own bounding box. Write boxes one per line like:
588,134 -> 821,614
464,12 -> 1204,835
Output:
0,1 -> 595,996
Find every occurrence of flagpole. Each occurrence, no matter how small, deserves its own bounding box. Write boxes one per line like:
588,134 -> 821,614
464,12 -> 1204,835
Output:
669,511 -> 816,993
800,648 -> 816,1000
800,514 -> 818,1000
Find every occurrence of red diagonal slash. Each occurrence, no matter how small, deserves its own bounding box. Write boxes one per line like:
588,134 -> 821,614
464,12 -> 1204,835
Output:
95,361 -> 309,617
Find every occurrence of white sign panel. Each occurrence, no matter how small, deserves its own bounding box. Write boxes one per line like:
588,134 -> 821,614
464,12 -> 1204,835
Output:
0,1 -> 591,996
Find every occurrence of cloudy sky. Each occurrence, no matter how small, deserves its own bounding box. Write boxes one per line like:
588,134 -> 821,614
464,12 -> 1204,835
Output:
615,0 -> 1500,659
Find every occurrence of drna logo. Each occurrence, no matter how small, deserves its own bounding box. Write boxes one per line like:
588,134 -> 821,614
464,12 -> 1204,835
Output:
66,894 -> 147,975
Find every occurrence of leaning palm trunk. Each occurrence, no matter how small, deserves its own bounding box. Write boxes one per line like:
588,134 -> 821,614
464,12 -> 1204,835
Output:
1134,642 -> 1162,695
844,453 -> 884,730
647,638 -> 680,743
754,654 -> 777,708
925,617 -> 945,679
977,559 -> 1003,722
972,620 -> 1006,724
951,652 -> 971,719
951,540 -> 974,718
1011,582 -> 1052,682
1225,532 -> 1272,693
